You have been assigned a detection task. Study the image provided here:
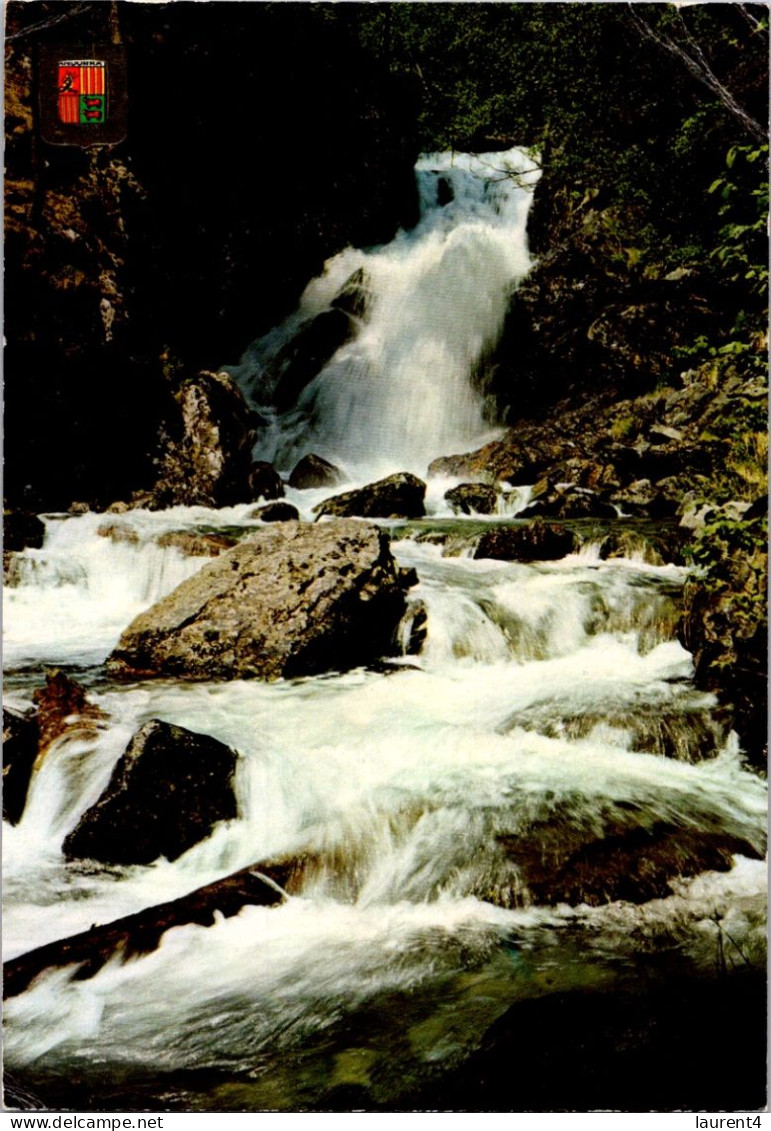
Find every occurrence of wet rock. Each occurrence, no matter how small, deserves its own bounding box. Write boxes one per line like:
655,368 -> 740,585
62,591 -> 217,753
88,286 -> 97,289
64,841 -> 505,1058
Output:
611,479 -> 678,519
32,670 -> 106,756
3,553 -> 24,588
108,521 -> 415,681
3,862 -> 285,1000
96,521 -> 140,546
156,530 -> 239,556
520,486 -> 617,520
403,601 -> 428,655
313,472 -> 426,520
3,707 -> 39,825
252,501 -> 300,523
63,719 -> 239,866
597,526 -> 686,567
497,819 -> 761,907
444,483 -> 499,516
330,266 -> 369,320
3,509 -> 44,552
273,308 -> 352,411
152,371 -> 256,507
289,453 -> 343,491
474,521 -> 578,563
248,461 -> 285,502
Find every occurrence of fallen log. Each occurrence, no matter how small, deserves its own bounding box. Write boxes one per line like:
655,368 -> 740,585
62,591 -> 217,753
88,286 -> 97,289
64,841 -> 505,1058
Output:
4,865 -> 286,1000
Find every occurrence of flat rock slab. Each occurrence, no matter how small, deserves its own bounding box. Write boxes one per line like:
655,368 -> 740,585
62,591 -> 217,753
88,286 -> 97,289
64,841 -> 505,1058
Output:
108,521 -> 414,681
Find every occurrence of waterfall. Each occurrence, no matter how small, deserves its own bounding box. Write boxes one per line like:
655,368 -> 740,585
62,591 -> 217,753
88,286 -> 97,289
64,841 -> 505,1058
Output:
2,147 -> 766,1113
231,148 -> 540,479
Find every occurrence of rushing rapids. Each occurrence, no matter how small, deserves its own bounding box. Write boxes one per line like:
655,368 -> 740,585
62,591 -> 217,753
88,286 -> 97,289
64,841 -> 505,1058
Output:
2,149 -> 766,1113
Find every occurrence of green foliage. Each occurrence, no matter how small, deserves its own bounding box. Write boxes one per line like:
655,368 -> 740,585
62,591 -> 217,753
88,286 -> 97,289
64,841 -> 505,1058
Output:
346,3 -> 768,302
688,515 -> 767,571
685,515 -> 768,635
708,143 -> 769,303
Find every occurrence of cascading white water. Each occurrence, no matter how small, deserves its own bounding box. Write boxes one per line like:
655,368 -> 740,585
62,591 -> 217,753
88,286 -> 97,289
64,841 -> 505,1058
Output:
2,147 -> 766,1111
4,521 -> 767,1099
232,148 -> 539,479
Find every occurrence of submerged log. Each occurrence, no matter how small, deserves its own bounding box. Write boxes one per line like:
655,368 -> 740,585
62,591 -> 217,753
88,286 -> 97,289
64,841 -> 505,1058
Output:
3,864 -> 286,1001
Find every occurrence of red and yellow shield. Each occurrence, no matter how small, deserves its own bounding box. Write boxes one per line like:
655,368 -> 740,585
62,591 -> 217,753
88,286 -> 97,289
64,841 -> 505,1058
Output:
58,59 -> 107,124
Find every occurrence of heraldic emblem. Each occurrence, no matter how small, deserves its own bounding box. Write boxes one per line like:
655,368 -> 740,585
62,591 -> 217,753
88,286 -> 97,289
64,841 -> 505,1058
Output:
58,59 -> 107,124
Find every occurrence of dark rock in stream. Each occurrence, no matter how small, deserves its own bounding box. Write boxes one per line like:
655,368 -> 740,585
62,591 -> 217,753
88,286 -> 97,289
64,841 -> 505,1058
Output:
2,707 -> 39,825
520,485 -> 618,520
248,797 -> 763,912
3,863 -> 285,1001
273,309 -> 353,411
497,820 -> 761,908
313,472 -> 426,520
289,453 -> 344,491
4,509 -> 46,584
63,720 -> 238,866
107,522 -> 415,681
474,521 -> 578,563
251,501 -> 300,523
444,482 -> 499,516
248,461 -> 285,503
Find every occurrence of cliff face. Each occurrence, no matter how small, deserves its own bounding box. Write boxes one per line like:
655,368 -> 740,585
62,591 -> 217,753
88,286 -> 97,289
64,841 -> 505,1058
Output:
5,2 -> 419,510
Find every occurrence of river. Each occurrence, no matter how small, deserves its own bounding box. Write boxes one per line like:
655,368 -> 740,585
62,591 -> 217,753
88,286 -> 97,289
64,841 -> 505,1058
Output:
3,148 -> 766,1113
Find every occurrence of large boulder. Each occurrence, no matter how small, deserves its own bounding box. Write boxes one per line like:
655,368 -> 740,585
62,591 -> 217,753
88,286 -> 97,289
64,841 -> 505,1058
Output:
3,862 -> 284,1001
107,522 -> 415,681
313,473 -> 426,520
2,707 -> 39,826
151,371 -> 256,507
63,719 -> 238,865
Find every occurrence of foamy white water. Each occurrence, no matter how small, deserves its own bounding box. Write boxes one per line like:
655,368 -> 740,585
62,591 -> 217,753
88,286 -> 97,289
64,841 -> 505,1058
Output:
232,148 -> 539,479
2,147 -> 765,1109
